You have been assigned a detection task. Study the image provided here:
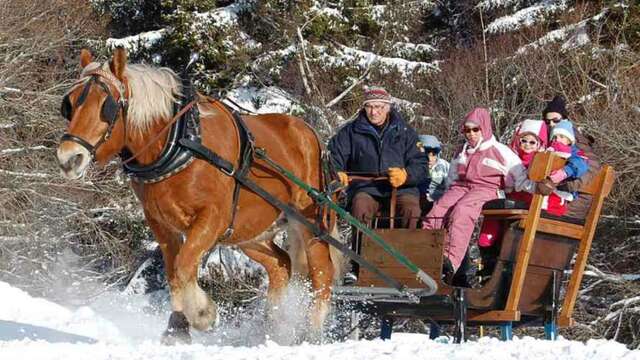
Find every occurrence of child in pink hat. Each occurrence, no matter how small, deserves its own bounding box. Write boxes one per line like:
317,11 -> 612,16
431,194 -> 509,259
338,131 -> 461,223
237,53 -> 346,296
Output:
478,119 -> 570,248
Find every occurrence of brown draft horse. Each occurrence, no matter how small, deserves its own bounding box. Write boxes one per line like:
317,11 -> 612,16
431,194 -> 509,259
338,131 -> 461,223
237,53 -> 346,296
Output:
56,48 -> 342,343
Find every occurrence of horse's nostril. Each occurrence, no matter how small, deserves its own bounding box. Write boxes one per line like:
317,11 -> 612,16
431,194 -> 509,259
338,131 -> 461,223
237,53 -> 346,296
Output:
71,153 -> 84,169
61,153 -> 84,172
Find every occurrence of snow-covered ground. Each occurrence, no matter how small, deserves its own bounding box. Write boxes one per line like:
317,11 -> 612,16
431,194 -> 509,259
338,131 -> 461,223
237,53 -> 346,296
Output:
1,280 -> 639,360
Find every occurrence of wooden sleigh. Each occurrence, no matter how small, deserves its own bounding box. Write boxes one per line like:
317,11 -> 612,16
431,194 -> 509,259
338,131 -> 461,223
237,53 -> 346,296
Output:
334,152 -> 615,341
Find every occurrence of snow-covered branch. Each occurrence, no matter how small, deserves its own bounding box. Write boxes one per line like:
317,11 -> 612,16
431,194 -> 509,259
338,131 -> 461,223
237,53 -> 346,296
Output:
325,68 -> 371,108
106,29 -> 166,53
0,169 -> 52,178
0,146 -> 49,156
486,0 -> 569,34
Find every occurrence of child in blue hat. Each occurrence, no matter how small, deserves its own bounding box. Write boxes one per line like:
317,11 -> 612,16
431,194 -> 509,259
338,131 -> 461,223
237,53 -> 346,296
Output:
417,134 -> 450,215
540,120 -> 589,205
546,120 -> 587,182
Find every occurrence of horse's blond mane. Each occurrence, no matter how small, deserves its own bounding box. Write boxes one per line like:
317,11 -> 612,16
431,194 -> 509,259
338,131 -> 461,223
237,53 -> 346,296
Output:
125,64 -> 182,132
80,61 -> 182,133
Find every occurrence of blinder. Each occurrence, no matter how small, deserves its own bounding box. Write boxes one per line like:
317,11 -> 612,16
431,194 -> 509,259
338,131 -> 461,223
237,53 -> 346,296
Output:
60,95 -> 72,120
60,77 -> 122,124
101,93 -> 120,124
60,73 -> 128,157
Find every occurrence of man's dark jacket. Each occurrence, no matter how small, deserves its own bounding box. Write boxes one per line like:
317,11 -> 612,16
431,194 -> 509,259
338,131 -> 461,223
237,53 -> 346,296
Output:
328,108 -> 428,198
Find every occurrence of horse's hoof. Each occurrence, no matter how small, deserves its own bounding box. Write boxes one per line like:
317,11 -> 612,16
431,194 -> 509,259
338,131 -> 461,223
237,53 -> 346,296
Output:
182,284 -> 217,331
161,312 -> 191,345
161,330 -> 192,345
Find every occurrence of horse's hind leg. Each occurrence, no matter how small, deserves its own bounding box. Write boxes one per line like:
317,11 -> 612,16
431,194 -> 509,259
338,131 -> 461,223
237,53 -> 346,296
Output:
239,236 -> 291,308
147,217 -> 191,344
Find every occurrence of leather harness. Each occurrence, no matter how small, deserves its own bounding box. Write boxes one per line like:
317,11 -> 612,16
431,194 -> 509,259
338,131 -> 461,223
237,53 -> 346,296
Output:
60,69 -> 256,240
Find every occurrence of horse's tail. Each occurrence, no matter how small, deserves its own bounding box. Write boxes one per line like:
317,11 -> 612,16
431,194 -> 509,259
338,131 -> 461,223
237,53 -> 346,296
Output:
327,214 -> 346,284
317,136 -> 346,284
294,118 -> 345,284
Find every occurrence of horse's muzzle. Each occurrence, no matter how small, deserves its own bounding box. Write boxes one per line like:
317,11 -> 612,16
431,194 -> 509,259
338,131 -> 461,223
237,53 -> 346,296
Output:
57,143 -> 91,179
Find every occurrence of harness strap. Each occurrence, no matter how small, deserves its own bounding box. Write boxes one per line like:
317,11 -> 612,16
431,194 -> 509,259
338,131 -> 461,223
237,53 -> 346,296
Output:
177,138 -> 408,293
60,133 -> 96,155
121,100 -> 197,165
83,68 -> 127,99
204,100 -> 256,241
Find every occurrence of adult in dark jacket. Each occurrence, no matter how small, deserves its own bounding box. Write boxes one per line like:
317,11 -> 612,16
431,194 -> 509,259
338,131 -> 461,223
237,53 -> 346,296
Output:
541,95 -> 602,219
329,86 -> 428,228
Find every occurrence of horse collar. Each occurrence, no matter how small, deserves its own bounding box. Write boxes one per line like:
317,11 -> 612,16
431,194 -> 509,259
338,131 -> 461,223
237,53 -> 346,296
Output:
121,77 -> 201,184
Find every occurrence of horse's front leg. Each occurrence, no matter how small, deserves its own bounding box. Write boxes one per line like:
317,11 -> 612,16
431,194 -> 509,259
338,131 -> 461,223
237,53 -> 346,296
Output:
146,218 -> 191,345
174,208 -> 223,332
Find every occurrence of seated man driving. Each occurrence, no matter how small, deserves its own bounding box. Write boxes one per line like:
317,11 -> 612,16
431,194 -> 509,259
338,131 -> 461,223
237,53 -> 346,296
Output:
328,86 -> 428,229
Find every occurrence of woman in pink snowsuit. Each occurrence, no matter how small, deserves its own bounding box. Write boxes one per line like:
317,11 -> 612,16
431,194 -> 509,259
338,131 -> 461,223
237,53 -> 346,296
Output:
422,108 -> 533,271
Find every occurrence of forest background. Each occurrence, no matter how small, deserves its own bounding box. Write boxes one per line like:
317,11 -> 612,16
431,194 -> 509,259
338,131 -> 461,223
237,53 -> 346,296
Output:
1,0 -> 639,348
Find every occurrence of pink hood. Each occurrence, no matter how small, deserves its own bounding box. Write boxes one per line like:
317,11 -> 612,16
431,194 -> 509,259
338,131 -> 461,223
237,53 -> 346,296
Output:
461,107 -> 493,142
449,107 -> 532,193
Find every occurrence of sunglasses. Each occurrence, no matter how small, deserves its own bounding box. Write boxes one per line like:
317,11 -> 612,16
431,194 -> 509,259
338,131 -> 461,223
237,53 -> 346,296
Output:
424,147 -> 441,155
545,117 -> 563,124
520,138 -> 539,146
463,127 -> 481,134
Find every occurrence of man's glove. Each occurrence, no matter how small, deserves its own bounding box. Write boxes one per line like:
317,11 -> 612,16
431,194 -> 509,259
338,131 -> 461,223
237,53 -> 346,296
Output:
388,167 -> 408,188
535,178 -> 556,196
337,171 -> 350,187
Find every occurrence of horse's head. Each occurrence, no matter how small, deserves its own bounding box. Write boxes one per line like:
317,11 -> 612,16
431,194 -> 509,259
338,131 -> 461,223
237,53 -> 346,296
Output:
57,48 -> 129,179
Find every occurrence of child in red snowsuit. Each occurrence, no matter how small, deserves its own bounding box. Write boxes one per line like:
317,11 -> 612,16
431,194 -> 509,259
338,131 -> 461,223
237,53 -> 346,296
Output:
478,119 -> 567,248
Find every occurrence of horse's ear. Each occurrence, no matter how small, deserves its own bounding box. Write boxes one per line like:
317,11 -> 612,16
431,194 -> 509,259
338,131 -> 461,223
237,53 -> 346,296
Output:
110,47 -> 127,81
80,49 -> 93,68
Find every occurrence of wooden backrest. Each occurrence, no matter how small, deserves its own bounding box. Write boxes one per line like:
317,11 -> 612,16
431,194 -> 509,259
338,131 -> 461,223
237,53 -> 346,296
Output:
580,164 -> 615,233
501,152 -> 615,319
528,151 -> 615,203
524,152 -> 613,198
531,151 -> 613,197
527,151 -> 566,181
579,165 -> 614,196
557,163 -> 615,326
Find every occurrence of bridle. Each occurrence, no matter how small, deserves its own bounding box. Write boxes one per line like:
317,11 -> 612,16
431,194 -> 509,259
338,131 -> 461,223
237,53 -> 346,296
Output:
60,68 -> 129,158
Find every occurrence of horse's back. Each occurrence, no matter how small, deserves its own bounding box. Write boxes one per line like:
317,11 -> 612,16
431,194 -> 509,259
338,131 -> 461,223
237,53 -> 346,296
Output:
242,113 -> 322,179
242,113 -> 318,146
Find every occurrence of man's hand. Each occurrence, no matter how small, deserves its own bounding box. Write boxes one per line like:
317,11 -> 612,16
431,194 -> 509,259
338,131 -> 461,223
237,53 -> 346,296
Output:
337,171 -> 350,187
535,178 -> 556,196
388,167 -> 408,188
